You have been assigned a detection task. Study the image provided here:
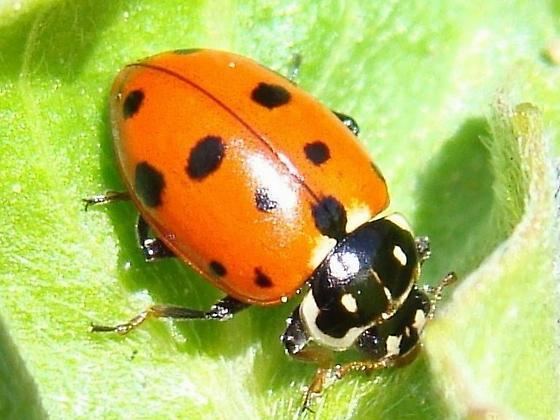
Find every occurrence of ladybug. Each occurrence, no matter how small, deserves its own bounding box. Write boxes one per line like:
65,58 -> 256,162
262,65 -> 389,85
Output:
87,49 -> 455,407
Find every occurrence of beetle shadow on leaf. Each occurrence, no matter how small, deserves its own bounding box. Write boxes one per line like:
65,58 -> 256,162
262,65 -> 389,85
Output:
0,317 -> 46,419
414,118 -> 497,282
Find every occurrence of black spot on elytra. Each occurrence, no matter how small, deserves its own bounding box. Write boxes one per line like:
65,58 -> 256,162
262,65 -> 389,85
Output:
311,196 -> 347,240
174,48 -> 202,55
209,261 -> 227,277
123,90 -> 144,119
135,161 -> 165,207
254,268 -> 273,288
304,141 -> 330,165
255,187 -> 278,212
186,136 -> 225,180
251,83 -> 291,109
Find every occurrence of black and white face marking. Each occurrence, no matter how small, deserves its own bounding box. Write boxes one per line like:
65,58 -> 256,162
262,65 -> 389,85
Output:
355,286 -> 431,360
300,214 -> 421,351
300,289 -> 368,351
281,306 -> 311,356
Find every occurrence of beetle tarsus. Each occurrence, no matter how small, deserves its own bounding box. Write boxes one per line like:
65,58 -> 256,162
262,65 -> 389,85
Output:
82,191 -> 130,211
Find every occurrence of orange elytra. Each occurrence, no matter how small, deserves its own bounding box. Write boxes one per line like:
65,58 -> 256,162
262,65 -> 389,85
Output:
110,49 -> 388,304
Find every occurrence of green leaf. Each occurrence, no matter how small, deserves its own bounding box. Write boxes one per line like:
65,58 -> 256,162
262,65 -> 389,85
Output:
1,1 -> 558,419
426,102 -> 559,418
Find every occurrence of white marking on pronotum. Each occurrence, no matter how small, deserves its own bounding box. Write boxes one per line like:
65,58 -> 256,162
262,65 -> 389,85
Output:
386,335 -> 403,357
345,203 -> 372,233
329,251 -> 360,280
392,245 -> 407,266
385,213 -> 412,232
341,293 -> 358,313
308,236 -> 337,270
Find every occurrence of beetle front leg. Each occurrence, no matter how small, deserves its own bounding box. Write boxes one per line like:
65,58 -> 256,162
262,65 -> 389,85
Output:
136,215 -> 175,261
281,306 -> 334,413
91,295 -> 249,335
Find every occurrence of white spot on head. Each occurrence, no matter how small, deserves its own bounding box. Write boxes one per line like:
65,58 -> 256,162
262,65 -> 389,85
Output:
280,296 -> 288,303
341,293 -> 358,313
329,251 -> 360,280
228,61 -> 236,68
393,245 -> 407,266
300,292 -> 365,351
309,236 -> 337,269
345,203 -> 372,233
386,335 -> 403,357
413,309 -> 427,331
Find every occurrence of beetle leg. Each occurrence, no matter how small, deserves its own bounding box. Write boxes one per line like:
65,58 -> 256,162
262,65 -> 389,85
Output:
332,111 -> 360,136
414,236 -> 431,264
334,356 -> 395,381
82,190 -> 130,211
90,295 -> 249,335
281,306 -> 334,413
136,215 -> 175,261
299,355 -> 399,415
423,271 -> 457,319
287,53 -> 303,83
